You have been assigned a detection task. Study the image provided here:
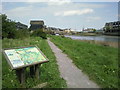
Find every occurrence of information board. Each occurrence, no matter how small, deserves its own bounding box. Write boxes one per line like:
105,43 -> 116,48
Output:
3,46 -> 49,69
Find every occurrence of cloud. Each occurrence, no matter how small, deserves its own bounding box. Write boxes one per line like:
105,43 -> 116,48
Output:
118,14 -> 120,20
2,0 -> 72,4
48,0 -> 71,5
18,0 -> 72,6
72,3 -> 107,8
27,0 -> 47,2
2,0 -> 48,2
54,8 -> 94,16
2,0 -> 120,2
4,5 -> 34,17
0,3 -> 2,13
86,16 -> 101,22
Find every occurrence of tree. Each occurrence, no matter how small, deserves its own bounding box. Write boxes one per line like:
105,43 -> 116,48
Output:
105,26 -> 110,32
1,14 -> 17,39
93,29 -> 96,33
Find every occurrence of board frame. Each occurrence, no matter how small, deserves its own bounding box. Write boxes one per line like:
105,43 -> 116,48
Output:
3,45 -> 49,70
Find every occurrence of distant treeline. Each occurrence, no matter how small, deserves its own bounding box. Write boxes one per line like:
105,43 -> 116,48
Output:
1,14 -> 47,39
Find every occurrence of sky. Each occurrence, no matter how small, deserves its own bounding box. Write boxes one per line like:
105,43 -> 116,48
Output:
1,0 -> 119,31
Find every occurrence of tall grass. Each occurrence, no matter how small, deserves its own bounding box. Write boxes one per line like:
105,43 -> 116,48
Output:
78,39 -> 118,48
2,37 -> 67,88
51,36 -> 118,88
0,39 -> 2,89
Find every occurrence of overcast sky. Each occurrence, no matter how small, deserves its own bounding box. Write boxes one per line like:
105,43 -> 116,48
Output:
1,0 -> 119,31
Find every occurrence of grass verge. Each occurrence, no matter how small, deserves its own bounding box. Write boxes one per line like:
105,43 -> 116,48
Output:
51,35 -> 118,88
2,37 -> 67,88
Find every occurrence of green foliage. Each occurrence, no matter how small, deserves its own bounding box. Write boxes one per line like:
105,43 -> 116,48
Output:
93,29 -> 96,32
105,26 -> 110,31
31,29 -> 47,39
44,30 -> 55,35
15,29 -> 30,39
1,14 -> 17,39
51,36 -> 118,88
2,37 -> 67,88
1,14 -> 30,39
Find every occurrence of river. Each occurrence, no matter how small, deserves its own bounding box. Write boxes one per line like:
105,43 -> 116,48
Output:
65,35 -> 120,42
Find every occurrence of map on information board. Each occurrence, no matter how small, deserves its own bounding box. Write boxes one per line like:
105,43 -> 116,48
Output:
3,46 -> 48,69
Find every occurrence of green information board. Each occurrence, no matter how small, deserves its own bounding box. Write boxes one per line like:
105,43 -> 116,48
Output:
3,46 -> 49,69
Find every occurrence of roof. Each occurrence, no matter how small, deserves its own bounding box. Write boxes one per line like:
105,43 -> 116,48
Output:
30,20 -> 44,25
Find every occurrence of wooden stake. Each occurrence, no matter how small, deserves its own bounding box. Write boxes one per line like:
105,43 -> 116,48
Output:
30,66 -> 35,77
16,68 -> 26,85
35,64 -> 40,79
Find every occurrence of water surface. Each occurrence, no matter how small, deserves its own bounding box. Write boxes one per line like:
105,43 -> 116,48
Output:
65,35 -> 120,42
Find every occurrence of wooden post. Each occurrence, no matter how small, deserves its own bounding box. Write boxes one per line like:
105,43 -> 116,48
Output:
30,66 -> 35,77
35,64 -> 40,79
16,68 -> 26,84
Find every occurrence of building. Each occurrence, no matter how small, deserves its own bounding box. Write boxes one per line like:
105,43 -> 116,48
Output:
64,29 -> 71,34
15,22 -> 28,30
103,21 -> 120,35
29,20 -> 44,30
82,28 -> 95,33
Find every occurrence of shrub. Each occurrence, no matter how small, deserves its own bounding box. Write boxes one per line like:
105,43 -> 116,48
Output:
31,29 -> 47,39
15,29 -> 30,39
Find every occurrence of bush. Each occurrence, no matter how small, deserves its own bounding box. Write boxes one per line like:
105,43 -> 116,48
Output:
15,29 -> 30,39
31,29 -> 47,39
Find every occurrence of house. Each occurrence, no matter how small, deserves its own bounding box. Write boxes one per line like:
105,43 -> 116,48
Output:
15,22 -> 28,30
104,21 -> 120,32
64,29 -> 71,34
103,21 -> 120,35
29,20 -> 44,30
82,28 -> 95,33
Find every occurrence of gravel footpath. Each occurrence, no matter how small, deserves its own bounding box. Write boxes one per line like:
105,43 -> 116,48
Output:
47,38 -> 100,88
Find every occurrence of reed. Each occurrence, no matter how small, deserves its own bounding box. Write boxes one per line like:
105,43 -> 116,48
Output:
78,40 -> 119,48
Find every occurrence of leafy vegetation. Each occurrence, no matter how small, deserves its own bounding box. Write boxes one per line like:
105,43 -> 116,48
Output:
2,14 -> 17,39
1,14 -> 66,88
1,14 -> 30,39
51,36 -> 118,88
1,14 -> 47,39
2,37 -> 67,88
15,29 -> 30,39
31,29 -> 47,39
